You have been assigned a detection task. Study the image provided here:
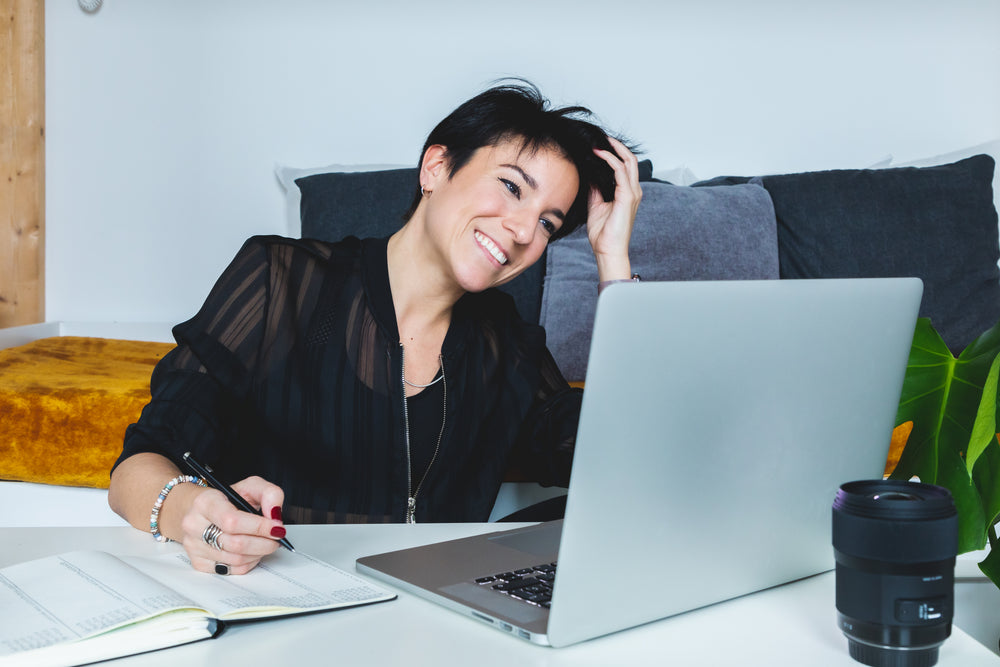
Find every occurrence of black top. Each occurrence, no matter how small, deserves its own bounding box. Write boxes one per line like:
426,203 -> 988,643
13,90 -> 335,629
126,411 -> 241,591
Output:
405,377 -> 445,503
114,236 -> 581,523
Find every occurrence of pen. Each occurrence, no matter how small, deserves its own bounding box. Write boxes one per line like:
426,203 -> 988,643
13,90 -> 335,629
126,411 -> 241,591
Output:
183,451 -> 296,552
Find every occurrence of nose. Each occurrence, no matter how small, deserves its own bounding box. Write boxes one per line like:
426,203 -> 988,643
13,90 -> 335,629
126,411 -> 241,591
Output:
503,211 -> 536,245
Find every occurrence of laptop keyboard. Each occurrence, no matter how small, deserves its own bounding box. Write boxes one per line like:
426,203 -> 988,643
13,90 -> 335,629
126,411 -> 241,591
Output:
474,562 -> 557,608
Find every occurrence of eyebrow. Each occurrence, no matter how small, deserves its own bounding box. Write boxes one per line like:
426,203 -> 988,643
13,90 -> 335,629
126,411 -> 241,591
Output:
500,163 -> 567,221
501,163 -> 537,190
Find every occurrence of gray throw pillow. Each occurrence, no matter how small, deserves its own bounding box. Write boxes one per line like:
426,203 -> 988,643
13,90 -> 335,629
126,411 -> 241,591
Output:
539,181 -> 779,381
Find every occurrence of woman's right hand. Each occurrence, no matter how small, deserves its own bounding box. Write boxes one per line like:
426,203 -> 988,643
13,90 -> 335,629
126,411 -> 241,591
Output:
178,476 -> 288,575
108,454 -> 288,575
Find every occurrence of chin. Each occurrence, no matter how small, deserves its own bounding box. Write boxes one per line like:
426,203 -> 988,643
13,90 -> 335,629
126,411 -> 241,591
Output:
452,261 -> 506,294
457,270 -> 511,294
460,278 -> 497,294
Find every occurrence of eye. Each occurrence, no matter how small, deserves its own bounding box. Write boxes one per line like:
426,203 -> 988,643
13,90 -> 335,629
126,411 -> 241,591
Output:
500,178 -> 521,199
539,218 -> 557,235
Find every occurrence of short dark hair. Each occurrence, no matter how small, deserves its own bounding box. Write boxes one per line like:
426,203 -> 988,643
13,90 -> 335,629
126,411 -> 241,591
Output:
405,81 -> 635,240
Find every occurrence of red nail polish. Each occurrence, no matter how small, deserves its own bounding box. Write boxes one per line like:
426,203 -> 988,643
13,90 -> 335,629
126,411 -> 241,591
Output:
270,506 -> 282,521
270,526 -> 286,538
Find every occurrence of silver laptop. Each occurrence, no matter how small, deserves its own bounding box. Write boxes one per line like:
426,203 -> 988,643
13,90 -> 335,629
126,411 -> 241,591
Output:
357,278 -> 923,647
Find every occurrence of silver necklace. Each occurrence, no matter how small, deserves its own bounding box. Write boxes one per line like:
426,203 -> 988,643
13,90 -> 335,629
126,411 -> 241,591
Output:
402,369 -> 443,389
400,346 -> 446,524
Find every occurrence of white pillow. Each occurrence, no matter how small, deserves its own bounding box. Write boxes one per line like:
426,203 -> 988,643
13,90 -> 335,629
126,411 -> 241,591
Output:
651,164 -> 699,186
867,154 -> 894,169
275,163 -> 409,237
652,156 -> 891,186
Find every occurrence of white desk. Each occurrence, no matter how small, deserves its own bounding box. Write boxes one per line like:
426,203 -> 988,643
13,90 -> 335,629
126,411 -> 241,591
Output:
2,524 -> 997,666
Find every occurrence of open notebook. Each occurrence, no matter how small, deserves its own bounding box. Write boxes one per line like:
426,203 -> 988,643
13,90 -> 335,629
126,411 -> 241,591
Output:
0,548 -> 395,666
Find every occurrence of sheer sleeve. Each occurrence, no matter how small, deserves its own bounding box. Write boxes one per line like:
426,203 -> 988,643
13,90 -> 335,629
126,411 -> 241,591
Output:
507,346 -> 583,488
113,238 -> 271,473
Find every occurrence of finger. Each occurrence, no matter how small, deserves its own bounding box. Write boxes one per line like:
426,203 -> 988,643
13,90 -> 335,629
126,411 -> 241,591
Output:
209,528 -> 282,558
600,137 -> 641,184
189,553 -> 263,576
603,136 -> 640,179
186,492 -> 284,552
211,505 -> 285,543
183,519 -> 280,569
192,477 -> 286,535
231,476 -> 286,521
606,136 -> 638,164
593,146 -> 641,199
188,553 -> 221,574
220,560 -> 261,576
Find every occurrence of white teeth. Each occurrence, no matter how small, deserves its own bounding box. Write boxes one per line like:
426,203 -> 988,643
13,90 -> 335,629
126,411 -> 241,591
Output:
474,231 -> 508,265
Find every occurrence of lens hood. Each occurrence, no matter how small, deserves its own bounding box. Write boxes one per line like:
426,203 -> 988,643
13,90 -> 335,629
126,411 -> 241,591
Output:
833,480 -> 958,564
834,480 -> 957,521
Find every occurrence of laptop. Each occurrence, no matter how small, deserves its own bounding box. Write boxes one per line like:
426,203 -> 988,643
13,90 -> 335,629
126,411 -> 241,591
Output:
356,278 -> 923,647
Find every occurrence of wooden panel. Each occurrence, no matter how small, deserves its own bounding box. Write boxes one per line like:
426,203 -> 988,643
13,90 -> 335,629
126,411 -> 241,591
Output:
0,0 -> 45,328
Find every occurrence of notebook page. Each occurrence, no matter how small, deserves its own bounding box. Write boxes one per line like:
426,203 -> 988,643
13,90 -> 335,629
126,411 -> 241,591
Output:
0,550 -> 207,658
122,548 -> 395,619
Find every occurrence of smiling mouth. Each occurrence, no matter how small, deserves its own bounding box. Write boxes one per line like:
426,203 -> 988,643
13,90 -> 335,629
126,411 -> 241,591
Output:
474,231 -> 508,265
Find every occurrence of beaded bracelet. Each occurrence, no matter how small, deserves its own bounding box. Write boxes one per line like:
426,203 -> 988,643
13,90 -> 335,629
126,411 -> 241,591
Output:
150,475 -> 207,542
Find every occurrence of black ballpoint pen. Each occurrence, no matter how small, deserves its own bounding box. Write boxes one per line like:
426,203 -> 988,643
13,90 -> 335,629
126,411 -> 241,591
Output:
183,451 -> 295,551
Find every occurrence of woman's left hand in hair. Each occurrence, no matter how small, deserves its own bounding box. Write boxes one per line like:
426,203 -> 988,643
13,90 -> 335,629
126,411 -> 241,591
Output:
586,136 -> 642,281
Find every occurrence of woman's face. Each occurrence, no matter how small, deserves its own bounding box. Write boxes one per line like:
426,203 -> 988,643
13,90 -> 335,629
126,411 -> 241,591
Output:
421,139 -> 579,294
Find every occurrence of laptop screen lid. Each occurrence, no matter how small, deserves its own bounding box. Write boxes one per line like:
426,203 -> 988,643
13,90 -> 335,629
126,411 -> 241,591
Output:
356,278 -> 922,647
545,277 -> 922,646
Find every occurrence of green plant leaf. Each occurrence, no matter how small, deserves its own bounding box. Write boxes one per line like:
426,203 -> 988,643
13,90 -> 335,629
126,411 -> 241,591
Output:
978,535 -> 1000,589
967,348 -> 1000,473
930,446 -> 986,552
972,440 -> 1000,538
890,317 -> 1000,553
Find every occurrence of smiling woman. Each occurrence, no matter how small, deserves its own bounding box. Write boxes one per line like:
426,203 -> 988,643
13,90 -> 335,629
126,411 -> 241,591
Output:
107,81 -> 641,573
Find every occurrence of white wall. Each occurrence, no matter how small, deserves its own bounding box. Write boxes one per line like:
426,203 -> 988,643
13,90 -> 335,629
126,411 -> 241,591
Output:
45,0 -> 1000,325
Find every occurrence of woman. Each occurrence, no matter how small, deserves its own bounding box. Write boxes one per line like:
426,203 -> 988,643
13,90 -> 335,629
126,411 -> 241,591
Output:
108,82 -> 641,575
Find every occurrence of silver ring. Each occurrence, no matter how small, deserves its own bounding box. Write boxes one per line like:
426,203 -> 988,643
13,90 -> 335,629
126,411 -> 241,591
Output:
214,562 -> 230,575
202,523 -> 224,551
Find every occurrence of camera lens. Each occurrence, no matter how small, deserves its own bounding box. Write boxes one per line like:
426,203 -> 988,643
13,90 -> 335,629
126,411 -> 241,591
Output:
832,480 -> 957,667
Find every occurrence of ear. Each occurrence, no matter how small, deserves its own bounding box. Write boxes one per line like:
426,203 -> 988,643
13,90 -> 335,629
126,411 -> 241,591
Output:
420,144 -> 449,190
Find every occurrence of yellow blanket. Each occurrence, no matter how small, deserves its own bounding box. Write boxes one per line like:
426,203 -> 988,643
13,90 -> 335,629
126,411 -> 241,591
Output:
0,337 -> 174,488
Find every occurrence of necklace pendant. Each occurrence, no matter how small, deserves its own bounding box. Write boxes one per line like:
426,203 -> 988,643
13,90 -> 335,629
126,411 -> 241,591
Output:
407,496 -> 417,524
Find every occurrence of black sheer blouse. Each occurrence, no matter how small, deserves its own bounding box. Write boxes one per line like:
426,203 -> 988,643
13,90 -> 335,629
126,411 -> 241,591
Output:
114,236 -> 581,523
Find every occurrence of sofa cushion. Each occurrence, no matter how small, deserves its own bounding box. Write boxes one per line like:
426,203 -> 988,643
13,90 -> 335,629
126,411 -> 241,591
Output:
539,181 -> 779,382
293,161 -> 655,325
890,139 -> 1000,219
698,155 -> 1000,352
297,167 -> 418,240
276,162 -> 409,237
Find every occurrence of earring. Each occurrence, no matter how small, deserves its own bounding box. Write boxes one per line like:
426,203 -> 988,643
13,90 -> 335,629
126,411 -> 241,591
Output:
421,185 -> 430,197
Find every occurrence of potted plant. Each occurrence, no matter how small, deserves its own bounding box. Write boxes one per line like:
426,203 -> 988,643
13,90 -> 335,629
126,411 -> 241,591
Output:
889,317 -> 1000,586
